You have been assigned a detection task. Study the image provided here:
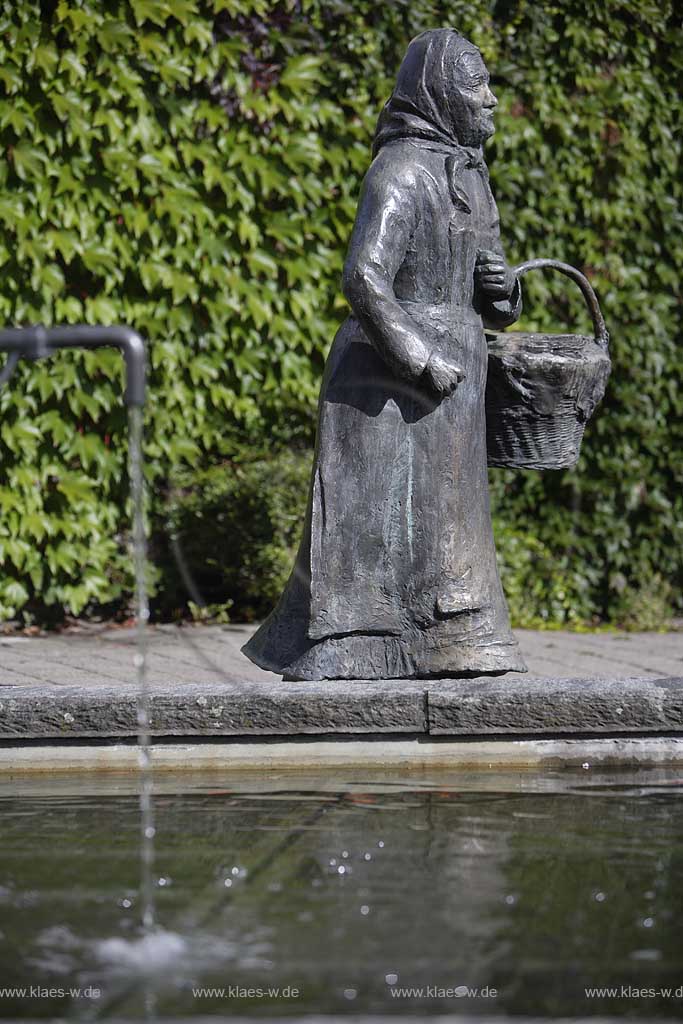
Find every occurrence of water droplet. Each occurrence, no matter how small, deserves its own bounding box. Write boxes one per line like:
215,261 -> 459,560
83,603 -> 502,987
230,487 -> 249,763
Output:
360,905 -> 370,916
642,917 -> 655,928
329,858 -> 337,866
231,866 -> 240,876
196,696 -> 207,707
504,894 -> 516,905
594,891 -> 606,902
616,706 -> 623,715
631,949 -> 661,961
224,879 -> 232,888
338,866 -> 346,875
342,850 -> 349,859
119,897 -> 132,909
343,988 -> 357,1000
133,653 -> 144,669
157,876 -> 170,887
378,841 -> 385,848
454,985 -> 469,998
364,853 -> 372,861
63,713 -> 74,723
144,826 -> 155,839
385,973 -> 398,985
582,762 -> 591,770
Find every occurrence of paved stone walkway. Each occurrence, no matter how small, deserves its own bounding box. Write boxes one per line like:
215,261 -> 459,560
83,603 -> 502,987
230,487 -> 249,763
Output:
0,623 -> 681,687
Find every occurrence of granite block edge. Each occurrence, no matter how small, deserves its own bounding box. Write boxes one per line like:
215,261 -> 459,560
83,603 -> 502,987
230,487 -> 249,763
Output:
0,675 -> 682,740
427,675 -> 683,735
0,680 -> 427,739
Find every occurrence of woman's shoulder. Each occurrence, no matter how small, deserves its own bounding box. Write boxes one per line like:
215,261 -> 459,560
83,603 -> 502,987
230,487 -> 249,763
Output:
364,141 -> 435,197
367,141 -> 443,190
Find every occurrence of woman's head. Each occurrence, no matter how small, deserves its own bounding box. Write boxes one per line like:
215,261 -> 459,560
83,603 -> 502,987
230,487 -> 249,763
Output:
373,29 -> 498,153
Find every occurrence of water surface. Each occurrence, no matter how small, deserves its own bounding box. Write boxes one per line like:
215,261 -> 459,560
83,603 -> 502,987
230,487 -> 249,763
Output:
1,767 -> 682,1019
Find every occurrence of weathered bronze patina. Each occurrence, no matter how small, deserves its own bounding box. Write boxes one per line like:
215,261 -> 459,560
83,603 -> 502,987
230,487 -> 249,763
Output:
243,28 -> 607,681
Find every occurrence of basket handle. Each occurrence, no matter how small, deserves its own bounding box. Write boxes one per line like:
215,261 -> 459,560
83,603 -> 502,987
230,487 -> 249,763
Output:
512,258 -> 609,352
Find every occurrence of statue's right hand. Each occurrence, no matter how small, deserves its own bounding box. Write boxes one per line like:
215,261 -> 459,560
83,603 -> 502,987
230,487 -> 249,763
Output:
423,353 -> 466,396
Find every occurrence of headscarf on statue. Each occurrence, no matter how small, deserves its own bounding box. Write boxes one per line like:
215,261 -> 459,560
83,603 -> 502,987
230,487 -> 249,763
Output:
372,29 -> 489,214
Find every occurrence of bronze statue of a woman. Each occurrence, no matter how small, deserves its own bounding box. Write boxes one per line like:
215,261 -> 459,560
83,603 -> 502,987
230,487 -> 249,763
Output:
243,28 -> 528,680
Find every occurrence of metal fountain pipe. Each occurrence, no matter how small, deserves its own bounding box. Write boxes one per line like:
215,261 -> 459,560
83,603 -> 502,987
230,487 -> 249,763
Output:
0,324 -> 146,406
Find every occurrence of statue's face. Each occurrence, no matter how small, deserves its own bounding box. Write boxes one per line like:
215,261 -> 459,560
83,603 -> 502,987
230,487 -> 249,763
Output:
451,51 -> 498,147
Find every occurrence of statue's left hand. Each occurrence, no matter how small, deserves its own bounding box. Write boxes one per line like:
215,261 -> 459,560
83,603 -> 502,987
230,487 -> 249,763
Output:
475,249 -> 516,300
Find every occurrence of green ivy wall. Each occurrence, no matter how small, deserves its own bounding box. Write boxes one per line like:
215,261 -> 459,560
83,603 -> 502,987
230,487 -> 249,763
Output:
0,0 -> 680,625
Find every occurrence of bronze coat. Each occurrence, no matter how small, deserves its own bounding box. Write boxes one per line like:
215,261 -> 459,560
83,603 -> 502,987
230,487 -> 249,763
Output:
243,138 -> 527,679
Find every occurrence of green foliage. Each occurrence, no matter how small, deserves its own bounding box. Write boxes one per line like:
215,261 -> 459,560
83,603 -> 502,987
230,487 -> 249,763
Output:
154,449 -> 311,622
0,0 -> 681,626
493,529 -> 593,629
609,573 -> 674,632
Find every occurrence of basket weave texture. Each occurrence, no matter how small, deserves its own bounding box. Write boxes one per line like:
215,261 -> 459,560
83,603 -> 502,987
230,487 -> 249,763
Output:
485,258 -> 611,471
486,331 -> 611,470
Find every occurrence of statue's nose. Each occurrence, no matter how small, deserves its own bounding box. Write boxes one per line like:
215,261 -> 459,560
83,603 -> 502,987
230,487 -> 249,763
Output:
486,86 -> 498,107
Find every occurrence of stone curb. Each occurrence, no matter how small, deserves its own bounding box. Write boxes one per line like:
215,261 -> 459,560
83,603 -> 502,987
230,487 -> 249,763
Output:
428,675 -> 683,735
0,675 -> 682,740
0,680 -> 426,739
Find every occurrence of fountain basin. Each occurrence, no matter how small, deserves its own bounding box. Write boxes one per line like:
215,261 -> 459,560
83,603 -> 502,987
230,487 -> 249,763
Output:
2,766 -> 683,1020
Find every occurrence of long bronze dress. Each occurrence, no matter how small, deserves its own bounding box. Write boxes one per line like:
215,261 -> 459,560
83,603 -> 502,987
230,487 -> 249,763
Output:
244,33 -> 527,680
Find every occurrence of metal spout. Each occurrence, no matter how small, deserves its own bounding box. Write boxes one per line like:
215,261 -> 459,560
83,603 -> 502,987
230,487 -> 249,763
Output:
0,325 -> 146,407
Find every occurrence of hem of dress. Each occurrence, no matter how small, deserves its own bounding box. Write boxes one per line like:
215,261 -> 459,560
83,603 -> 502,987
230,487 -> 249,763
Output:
241,636 -> 289,676
282,652 -> 528,681
243,629 -> 527,681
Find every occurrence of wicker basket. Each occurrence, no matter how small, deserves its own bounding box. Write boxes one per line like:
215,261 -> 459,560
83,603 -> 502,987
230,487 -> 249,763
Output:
485,258 -> 611,470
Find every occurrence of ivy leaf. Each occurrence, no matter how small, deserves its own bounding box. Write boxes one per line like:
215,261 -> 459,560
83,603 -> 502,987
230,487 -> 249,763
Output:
280,54 -> 326,92
131,0 -> 172,28
11,143 -> 47,180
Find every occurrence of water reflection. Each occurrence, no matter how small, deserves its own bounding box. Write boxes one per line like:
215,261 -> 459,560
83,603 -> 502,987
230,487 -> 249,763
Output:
0,768 -> 681,1018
